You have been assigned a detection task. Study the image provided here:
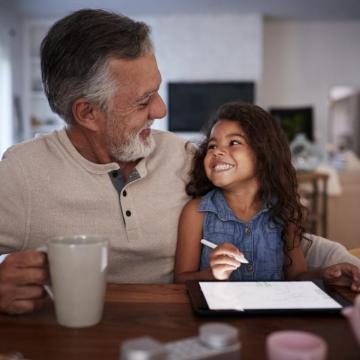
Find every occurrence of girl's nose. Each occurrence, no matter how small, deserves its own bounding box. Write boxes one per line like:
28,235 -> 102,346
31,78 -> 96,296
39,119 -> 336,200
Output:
213,147 -> 225,157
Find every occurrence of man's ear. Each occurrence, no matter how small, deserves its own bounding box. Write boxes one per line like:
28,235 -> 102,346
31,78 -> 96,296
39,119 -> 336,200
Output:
72,98 -> 103,131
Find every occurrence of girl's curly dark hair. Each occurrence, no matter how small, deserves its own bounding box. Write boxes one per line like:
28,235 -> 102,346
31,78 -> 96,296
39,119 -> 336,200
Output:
186,101 -> 308,260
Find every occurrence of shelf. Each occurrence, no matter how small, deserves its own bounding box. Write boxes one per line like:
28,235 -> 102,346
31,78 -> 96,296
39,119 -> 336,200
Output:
297,171 -> 329,237
23,21 -> 55,140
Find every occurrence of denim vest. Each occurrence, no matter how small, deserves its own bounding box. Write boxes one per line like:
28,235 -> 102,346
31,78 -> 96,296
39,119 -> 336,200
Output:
199,189 -> 284,281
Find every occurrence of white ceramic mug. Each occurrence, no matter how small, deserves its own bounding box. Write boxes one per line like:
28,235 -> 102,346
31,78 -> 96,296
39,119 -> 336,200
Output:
266,330 -> 327,360
38,235 -> 108,328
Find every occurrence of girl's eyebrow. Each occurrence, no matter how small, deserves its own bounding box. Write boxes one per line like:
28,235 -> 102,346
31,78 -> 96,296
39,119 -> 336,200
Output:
208,133 -> 245,141
226,133 -> 246,138
208,133 -> 246,143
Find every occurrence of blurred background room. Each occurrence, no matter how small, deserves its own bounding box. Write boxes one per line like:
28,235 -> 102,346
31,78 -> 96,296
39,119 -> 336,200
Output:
0,0 -> 360,250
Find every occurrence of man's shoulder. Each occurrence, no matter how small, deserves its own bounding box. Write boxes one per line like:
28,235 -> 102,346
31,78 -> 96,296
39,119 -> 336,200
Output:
143,130 -> 195,178
152,129 -> 186,145
3,131 -> 60,161
152,129 -> 196,154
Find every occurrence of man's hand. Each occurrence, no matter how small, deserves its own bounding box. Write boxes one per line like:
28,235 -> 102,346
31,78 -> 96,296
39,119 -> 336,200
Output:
0,250 -> 48,314
322,263 -> 360,292
209,243 -> 242,280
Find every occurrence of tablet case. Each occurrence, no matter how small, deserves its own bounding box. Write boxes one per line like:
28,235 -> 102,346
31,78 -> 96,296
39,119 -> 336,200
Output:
186,279 -> 352,316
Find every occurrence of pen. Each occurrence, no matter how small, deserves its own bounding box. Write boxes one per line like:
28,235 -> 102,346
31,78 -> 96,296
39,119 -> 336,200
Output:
201,239 -> 249,264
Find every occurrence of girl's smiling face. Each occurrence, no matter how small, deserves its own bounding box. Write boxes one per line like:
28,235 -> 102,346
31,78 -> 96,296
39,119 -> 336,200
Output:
204,119 -> 258,191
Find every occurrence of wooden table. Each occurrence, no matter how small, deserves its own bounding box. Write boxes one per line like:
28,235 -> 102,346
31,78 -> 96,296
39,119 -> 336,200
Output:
0,284 -> 359,360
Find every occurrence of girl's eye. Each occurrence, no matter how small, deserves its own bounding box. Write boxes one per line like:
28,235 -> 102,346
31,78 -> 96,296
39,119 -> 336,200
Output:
207,144 -> 216,150
230,140 -> 241,145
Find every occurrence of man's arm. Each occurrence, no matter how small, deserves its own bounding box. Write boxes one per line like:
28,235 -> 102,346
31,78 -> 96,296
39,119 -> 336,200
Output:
302,233 -> 360,268
0,152 -> 28,253
301,233 -> 360,291
0,153 -> 48,314
0,250 -> 48,314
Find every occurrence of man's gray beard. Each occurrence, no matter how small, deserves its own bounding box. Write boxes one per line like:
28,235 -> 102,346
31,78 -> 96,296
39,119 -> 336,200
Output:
109,130 -> 155,162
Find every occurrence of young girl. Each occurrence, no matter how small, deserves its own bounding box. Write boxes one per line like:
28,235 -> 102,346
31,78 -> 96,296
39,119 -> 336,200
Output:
175,101 -> 309,282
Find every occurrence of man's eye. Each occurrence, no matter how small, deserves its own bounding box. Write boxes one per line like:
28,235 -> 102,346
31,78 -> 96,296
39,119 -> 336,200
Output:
139,101 -> 150,108
138,95 -> 152,108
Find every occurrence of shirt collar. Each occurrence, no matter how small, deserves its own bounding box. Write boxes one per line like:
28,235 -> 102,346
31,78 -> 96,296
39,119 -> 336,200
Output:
56,128 -> 120,174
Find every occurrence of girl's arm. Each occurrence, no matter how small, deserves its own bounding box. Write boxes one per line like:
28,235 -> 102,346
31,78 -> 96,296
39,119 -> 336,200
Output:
174,198 -> 242,283
174,199 -> 214,283
284,244 -> 308,280
284,224 -> 308,280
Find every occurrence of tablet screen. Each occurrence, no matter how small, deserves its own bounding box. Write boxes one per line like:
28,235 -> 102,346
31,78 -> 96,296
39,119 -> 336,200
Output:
199,281 -> 343,311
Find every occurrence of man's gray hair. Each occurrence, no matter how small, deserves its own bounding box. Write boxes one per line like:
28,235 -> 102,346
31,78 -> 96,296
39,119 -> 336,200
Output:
41,9 -> 153,124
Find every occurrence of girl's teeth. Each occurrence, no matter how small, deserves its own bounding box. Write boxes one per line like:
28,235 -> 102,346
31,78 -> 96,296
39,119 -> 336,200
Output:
214,164 -> 234,171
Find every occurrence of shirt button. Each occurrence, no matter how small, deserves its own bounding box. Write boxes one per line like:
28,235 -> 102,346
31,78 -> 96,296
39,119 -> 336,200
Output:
122,190 -> 127,197
245,227 -> 251,235
246,263 -> 253,272
112,170 -> 118,178
125,210 -> 131,217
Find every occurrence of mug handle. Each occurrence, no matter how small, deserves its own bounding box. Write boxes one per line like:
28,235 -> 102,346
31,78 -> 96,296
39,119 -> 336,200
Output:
36,246 -> 54,300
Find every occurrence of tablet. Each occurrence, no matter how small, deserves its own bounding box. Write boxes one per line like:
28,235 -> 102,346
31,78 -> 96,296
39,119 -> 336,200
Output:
186,280 -> 351,316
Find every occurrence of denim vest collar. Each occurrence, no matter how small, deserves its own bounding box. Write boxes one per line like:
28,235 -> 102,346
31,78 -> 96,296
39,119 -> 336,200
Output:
198,188 -> 270,223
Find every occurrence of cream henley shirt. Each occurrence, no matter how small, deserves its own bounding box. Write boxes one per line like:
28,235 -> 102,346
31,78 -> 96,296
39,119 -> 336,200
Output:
0,129 -> 193,283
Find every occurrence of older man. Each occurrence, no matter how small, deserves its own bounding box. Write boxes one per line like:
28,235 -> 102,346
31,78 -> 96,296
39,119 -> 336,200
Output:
0,9 -> 193,314
0,9 -> 359,315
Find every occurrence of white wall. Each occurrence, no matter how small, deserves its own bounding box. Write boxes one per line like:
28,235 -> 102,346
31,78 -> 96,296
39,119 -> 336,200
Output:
150,13 -> 263,133
258,19 -> 360,147
13,12 -> 262,141
11,13 -> 360,153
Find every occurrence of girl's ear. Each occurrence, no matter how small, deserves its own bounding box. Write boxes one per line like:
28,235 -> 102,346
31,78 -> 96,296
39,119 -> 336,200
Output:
71,98 -> 104,131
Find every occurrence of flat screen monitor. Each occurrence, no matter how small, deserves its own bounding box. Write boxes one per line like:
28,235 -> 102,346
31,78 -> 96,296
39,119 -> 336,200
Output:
270,107 -> 314,142
168,82 -> 255,132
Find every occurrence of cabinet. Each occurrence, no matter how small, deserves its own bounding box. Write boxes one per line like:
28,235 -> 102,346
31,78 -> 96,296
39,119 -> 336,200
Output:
328,170 -> 360,249
23,20 -> 62,140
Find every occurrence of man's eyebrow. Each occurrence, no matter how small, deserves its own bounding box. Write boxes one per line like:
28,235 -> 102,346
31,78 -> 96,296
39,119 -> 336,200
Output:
136,89 -> 157,103
137,78 -> 162,102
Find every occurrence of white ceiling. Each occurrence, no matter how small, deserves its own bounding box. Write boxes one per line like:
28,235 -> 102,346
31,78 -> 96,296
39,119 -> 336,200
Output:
2,0 -> 360,20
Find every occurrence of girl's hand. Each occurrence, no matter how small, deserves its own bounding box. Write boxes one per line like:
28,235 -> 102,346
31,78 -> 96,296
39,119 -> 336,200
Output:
209,243 -> 243,280
321,263 -> 360,292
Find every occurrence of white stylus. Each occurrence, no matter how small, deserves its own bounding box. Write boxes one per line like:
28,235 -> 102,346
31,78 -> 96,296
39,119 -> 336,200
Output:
200,239 -> 249,264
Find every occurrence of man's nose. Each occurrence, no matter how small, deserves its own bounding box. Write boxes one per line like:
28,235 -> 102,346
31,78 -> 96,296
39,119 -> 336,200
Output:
149,93 -> 167,120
